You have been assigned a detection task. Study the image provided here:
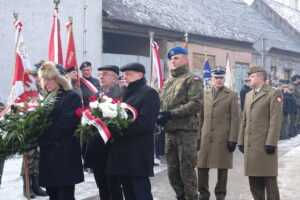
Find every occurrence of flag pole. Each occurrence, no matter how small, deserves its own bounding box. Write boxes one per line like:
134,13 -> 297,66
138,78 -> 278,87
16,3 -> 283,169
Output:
184,32 -> 190,69
149,31 -> 154,86
23,152 -> 30,200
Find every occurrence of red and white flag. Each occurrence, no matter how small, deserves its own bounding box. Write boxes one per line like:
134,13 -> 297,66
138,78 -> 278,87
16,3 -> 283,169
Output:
65,20 -> 77,70
7,20 -> 39,105
49,9 -> 63,65
150,39 -> 163,89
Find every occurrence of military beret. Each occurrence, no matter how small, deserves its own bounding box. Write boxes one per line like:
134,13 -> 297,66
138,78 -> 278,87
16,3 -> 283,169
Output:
32,61 -> 45,76
66,66 -> 77,73
97,65 -> 119,75
247,66 -> 266,75
120,62 -> 146,73
80,61 -> 92,70
167,46 -> 188,60
211,66 -> 226,77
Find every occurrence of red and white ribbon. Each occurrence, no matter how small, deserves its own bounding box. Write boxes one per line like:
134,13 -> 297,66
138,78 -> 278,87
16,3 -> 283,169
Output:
83,110 -> 111,143
124,104 -> 138,121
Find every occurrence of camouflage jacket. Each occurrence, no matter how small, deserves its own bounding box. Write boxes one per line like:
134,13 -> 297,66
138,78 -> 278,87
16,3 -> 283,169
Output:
159,65 -> 203,132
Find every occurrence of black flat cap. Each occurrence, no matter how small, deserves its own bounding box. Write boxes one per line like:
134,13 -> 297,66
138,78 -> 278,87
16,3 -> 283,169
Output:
66,66 -> 77,73
120,62 -> 145,73
97,65 -> 119,75
80,61 -> 92,70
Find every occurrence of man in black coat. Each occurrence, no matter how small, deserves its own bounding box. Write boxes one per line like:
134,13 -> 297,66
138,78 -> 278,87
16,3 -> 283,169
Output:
38,61 -> 84,200
85,65 -> 123,200
240,79 -> 252,112
80,61 -> 100,107
106,63 -> 160,200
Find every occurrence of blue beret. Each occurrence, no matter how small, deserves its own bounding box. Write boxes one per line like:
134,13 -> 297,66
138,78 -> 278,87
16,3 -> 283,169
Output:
167,46 -> 188,60
211,66 -> 226,77
120,62 -> 145,73
80,61 -> 92,70
97,65 -> 119,75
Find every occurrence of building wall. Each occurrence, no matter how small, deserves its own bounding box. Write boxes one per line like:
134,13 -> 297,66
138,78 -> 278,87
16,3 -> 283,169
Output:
252,0 -> 300,42
0,0 -> 102,104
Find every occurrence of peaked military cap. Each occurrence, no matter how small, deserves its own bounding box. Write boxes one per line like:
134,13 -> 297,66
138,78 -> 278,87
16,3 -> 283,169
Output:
120,62 -> 146,73
66,66 -> 77,73
97,65 -> 119,75
80,61 -> 92,70
167,46 -> 188,60
211,66 -> 226,77
247,66 -> 266,75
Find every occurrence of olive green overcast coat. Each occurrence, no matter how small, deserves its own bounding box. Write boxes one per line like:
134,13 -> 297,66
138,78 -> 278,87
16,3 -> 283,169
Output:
238,84 -> 283,176
197,87 -> 240,169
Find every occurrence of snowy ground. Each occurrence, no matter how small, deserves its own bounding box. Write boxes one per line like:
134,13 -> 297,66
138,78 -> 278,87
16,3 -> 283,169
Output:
0,156 -> 166,200
0,135 -> 300,200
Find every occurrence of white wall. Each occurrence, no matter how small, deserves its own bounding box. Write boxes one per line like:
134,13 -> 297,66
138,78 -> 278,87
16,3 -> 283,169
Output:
0,0 -> 102,104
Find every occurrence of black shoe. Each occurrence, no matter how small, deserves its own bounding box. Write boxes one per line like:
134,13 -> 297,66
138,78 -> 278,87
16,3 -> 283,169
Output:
177,197 -> 186,200
32,175 -> 48,196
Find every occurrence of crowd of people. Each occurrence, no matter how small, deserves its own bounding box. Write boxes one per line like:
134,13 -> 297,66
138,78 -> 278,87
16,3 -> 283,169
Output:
0,45 -> 297,200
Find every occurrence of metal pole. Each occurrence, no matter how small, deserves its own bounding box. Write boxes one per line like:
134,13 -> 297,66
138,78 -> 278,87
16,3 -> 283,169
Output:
262,37 -> 265,67
149,32 -> 154,86
83,0 -> 88,61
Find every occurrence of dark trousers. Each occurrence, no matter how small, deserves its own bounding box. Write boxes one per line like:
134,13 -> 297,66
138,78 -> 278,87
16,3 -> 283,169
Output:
248,176 -> 280,200
46,185 -> 75,200
93,166 -> 123,200
198,168 -> 228,200
118,176 -> 153,200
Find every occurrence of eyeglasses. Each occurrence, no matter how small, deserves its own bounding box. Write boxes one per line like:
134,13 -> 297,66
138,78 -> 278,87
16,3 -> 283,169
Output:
98,72 -> 116,77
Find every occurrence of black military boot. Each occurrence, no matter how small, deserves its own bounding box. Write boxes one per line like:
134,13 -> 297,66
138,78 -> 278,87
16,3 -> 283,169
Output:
23,176 -> 36,199
31,175 -> 48,196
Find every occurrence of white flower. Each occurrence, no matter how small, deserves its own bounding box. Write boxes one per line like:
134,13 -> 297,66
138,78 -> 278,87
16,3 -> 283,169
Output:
120,110 -> 128,120
89,101 -> 99,109
0,117 -> 4,121
120,103 -> 127,109
99,102 -> 118,119
19,112 -> 24,116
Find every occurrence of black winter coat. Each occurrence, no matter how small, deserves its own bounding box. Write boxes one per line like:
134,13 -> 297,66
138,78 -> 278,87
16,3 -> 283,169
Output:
240,84 -> 252,111
38,90 -> 84,187
106,78 -> 160,177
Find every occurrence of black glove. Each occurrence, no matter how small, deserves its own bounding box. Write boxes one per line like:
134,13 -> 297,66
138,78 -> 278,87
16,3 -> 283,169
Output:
157,111 -> 172,126
265,145 -> 276,154
196,139 -> 201,151
238,145 -> 244,153
227,141 -> 237,152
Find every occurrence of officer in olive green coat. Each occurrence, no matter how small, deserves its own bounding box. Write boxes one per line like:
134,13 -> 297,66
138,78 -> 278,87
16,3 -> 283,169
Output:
238,66 -> 282,200
158,46 -> 203,200
197,66 -> 240,200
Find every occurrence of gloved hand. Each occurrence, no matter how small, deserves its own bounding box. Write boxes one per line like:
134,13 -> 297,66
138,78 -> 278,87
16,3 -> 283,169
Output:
265,145 -> 276,154
196,139 -> 201,151
227,141 -> 237,152
157,111 -> 172,126
238,145 -> 244,153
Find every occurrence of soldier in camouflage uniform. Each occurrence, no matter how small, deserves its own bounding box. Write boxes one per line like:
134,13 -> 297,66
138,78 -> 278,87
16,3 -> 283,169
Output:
158,46 -> 203,200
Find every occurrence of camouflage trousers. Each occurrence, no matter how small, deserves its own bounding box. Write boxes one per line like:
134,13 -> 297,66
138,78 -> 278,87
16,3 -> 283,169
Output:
290,113 -> 297,135
281,115 -> 290,138
20,148 -> 40,176
166,131 -> 198,200
0,156 -> 5,186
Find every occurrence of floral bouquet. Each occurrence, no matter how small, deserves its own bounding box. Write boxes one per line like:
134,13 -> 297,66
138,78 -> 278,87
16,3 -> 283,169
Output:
74,95 -> 138,143
0,92 -> 57,158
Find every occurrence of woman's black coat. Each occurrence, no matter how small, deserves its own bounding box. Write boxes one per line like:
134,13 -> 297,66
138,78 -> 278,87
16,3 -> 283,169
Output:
106,78 -> 160,177
38,90 -> 84,187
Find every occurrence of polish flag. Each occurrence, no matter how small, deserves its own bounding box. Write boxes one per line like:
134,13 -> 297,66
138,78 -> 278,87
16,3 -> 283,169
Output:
48,9 -> 63,65
64,19 -> 77,70
150,39 -> 163,89
7,20 -> 38,105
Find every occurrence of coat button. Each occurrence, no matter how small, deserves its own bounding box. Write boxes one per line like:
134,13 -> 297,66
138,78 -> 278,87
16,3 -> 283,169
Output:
210,139 -> 213,143
248,144 -> 251,147
249,132 -> 251,134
